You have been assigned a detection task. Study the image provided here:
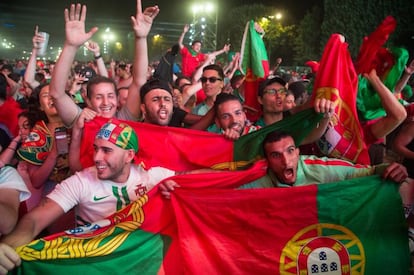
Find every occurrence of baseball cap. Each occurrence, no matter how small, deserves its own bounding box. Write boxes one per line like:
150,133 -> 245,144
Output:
96,119 -> 139,152
258,76 -> 287,97
140,78 -> 172,102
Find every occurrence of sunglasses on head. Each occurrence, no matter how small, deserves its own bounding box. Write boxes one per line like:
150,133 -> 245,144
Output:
200,76 -> 222,83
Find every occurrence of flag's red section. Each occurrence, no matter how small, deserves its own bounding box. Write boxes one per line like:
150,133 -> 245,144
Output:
313,34 -> 370,164
243,63 -> 269,122
355,16 -> 397,75
171,184 -> 318,274
144,159 -> 269,274
0,97 -> 22,137
80,117 -> 234,171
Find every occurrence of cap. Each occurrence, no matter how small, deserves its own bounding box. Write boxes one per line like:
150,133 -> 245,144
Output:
96,119 -> 138,152
140,78 -> 172,102
258,76 -> 287,97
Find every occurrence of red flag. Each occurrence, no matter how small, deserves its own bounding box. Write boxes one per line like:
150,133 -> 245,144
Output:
354,16 -> 397,75
313,34 -> 370,164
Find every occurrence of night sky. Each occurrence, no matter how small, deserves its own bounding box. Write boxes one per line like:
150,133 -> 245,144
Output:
0,0 -> 321,58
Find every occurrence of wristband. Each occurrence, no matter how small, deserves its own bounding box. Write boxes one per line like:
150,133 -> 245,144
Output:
94,54 -> 102,60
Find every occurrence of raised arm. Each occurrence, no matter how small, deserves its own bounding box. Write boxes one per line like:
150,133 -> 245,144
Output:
210,43 -> 230,59
394,59 -> 414,94
181,54 -> 215,105
24,26 -> 42,90
365,68 -> 407,139
178,24 -> 189,49
84,41 -> 108,77
49,3 -> 98,127
126,0 -> 159,119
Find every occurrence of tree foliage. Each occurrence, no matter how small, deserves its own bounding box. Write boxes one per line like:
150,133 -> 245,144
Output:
293,6 -> 323,64
321,0 -> 414,58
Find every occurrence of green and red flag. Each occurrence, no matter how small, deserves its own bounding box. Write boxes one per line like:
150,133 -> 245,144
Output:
14,169 -> 409,274
312,34 -> 370,164
79,108 -> 322,171
355,16 -> 408,121
240,20 -> 270,122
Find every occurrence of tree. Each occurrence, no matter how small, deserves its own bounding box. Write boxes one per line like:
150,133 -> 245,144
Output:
321,0 -> 414,58
293,6 -> 323,65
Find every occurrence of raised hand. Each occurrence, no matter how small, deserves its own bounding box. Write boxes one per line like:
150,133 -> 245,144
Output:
63,3 -> 98,47
130,0 -> 160,39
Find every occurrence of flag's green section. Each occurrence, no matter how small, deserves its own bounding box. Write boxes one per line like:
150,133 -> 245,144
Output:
12,228 -> 169,275
357,47 -> 408,121
241,20 -> 268,77
234,109 -> 323,163
317,175 -> 410,274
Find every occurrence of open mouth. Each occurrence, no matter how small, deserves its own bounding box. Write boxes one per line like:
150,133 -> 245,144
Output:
159,109 -> 168,119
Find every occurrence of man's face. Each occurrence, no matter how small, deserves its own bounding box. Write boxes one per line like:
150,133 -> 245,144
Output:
141,89 -> 173,126
89,82 -> 118,118
215,100 -> 246,135
201,69 -> 223,98
191,42 -> 202,53
258,82 -> 286,114
93,138 -> 131,183
264,136 -> 299,185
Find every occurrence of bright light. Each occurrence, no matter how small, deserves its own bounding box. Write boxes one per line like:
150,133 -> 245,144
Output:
275,12 -> 282,20
192,2 -> 215,14
153,34 -> 161,41
192,4 -> 201,14
205,3 -> 214,13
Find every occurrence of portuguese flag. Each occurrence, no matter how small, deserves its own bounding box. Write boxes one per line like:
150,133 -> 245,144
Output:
312,33 -> 370,164
14,170 -> 409,274
240,19 -> 270,122
79,108 -> 322,171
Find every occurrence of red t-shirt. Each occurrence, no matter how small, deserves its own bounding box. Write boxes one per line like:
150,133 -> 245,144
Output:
180,47 -> 206,78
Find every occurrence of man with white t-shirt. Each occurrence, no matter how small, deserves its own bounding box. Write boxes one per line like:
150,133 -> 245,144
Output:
0,119 -> 205,272
0,166 -> 30,236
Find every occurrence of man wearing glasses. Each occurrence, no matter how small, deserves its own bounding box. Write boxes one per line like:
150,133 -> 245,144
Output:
255,77 -> 291,127
255,76 -> 334,146
192,64 -> 225,116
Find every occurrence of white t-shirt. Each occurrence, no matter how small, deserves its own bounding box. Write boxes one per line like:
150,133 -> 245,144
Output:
0,166 -> 31,201
47,164 -> 175,225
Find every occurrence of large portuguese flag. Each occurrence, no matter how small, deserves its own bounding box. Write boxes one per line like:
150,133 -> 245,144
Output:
79,108 -> 322,171
13,169 -> 409,274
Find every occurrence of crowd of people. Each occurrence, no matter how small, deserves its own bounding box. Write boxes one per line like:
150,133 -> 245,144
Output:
0,0 -> 414,273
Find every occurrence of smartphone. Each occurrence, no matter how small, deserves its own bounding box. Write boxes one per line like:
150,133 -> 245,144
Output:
55,127 -> 69,155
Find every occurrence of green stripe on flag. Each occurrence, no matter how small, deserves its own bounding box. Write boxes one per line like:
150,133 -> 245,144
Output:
14,228 -> 169,275
317,175 -> 410,274
234,109 -> 323,165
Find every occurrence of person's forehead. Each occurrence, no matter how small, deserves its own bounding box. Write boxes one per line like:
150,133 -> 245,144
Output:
145,89 -> 172,99
94,137 -> 122,151
39,85 -> 50,95
91,83 -> 116,95
266,136 -> 295,150
265,82 -> 284,90
218,100 -> 242,112
203,69 -> 219,77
